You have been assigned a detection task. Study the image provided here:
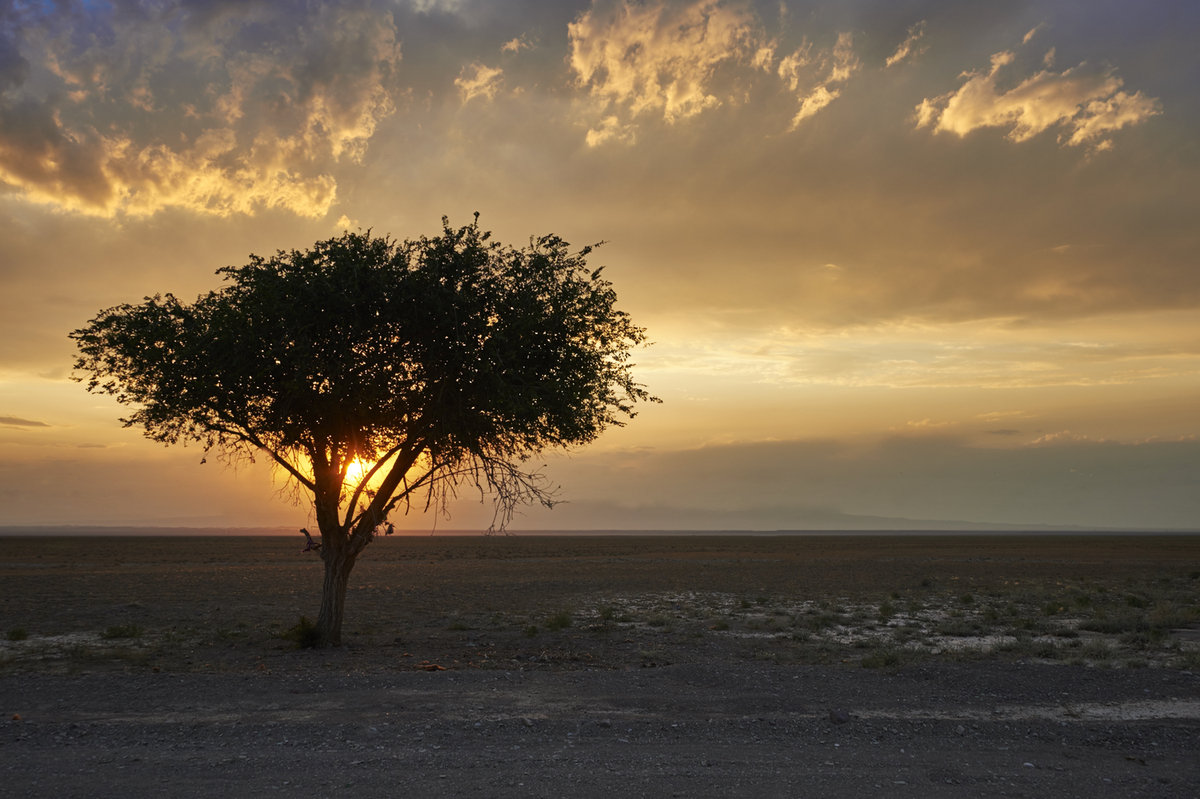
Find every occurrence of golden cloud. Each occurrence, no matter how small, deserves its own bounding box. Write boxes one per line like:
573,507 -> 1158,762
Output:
455,62 -> 504,104
781,32 -> 859,129
885,21 -> 928,68
570,0 -> 757,122
915,38 -> 1161,151
569,0 -> 760,143
569,0 -> 863,144
0,2 -> 402,218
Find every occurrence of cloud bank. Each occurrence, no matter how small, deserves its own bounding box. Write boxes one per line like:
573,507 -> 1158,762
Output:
1,1 -> 1166,219
0,1 -> 402,218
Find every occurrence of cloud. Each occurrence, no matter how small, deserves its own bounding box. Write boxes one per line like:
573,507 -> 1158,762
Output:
885,20 -> 927,68
518,435 -> 1200,530
501,36 -> 532,54
915,35 -> 1161,151
1029,430 -> 1105,447
568,0 -> 863,143
777,31 -> 859,129
905,418 -> 955,430
642,314 -> 1200,393
0,1 -> 403,218
455,62 -> 504,103
584,114 -> 635,147
568,0 -> 761,138
0,416 -> 50,428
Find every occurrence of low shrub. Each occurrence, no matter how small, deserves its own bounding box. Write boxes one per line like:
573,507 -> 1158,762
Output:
281,616 -> 320,649
544,612 -> 573,631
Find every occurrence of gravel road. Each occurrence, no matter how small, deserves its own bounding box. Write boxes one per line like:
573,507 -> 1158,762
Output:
4,661 -> 1197,798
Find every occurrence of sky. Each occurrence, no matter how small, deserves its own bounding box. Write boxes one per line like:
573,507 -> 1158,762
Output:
1,0 -> 1198,531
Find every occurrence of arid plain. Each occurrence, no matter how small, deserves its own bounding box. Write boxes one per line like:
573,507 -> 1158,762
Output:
2,534 -> 1198,797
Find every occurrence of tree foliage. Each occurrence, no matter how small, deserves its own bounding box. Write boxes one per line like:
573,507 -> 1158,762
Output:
71,216 -> 655,644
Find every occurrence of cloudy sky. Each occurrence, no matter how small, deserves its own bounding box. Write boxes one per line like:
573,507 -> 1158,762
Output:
2,0 -> 1198,531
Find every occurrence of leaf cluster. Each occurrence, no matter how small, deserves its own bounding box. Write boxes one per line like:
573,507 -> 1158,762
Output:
70,217 -> 655,527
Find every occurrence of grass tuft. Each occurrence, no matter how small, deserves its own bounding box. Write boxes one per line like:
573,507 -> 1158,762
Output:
861,646 -> 903,669
281,616 -> 320,649
544,611 -> 573,631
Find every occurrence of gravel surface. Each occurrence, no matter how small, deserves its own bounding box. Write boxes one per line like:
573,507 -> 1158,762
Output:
3,662 -> 1198,798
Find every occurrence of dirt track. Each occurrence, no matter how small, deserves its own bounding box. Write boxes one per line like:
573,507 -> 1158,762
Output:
1,534 -> 1198,797
4,661 -> 1199,797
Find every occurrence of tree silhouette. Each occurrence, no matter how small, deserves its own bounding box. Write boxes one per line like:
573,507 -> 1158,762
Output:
71,216 -> 655,646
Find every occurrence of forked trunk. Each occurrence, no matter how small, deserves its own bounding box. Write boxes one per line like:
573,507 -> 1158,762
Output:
315,546 -> 356,647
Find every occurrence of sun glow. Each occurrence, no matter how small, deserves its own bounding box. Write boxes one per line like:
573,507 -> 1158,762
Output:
344,457 -> 379,489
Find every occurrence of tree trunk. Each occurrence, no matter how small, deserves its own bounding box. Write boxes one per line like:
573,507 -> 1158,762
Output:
315,546 -> 356,647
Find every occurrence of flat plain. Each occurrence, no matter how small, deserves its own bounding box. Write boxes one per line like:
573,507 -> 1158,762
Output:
2,533 -> 1198,797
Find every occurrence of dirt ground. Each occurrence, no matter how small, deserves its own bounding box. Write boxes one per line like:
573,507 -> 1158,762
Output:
1,534 -> 1198,797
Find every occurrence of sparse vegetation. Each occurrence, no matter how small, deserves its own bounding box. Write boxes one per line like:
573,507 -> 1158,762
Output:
281,617 -> 320,649
2,535 -> 1197,673
100,624 -> 143,640
877,601 -> 895,623
861,646 -> 903,669
544,611 -> 573,631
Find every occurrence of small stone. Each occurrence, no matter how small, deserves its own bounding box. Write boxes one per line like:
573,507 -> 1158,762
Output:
829,709 -> 851,724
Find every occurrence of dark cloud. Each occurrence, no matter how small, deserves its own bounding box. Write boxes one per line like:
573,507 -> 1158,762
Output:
0,28 -> 28,93
525,435 -> 1200,530
0,96 -> 113,205
0,416 -> 50,428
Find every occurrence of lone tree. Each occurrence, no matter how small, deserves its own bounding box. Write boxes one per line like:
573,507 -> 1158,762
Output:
71,216 -> 655,646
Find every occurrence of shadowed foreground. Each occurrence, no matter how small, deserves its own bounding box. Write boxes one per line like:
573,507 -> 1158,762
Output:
1,534 -> 1198,797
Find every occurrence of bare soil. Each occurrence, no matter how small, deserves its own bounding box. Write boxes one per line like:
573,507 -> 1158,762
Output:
2,534 -> 1198,797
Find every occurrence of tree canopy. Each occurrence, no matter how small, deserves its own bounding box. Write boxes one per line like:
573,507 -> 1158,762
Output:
71,216 -> 655,644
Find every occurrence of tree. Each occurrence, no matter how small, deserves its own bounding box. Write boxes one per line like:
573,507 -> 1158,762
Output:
70,216 -> 655,646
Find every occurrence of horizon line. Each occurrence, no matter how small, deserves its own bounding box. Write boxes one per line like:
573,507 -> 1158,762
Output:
1,525 -> 1197,537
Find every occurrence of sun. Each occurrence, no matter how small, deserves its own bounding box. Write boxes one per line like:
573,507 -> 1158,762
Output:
344,457 -> 376,488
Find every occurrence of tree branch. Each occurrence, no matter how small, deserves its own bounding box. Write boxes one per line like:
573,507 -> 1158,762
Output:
340,441 -> 409,529
207,421 -> 317,492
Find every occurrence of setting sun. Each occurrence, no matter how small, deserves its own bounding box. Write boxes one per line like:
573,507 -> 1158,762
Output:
344,458 -> 377,490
